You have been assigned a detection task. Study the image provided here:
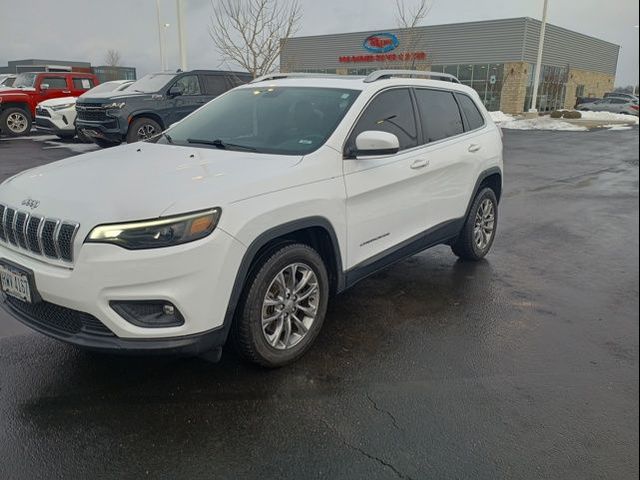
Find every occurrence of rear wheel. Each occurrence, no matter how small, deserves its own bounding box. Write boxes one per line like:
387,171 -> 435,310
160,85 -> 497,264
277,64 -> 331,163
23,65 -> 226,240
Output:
451,187 -> 498,261
232,243 -> 329,367
1,108 -> 31,136
127,117 -> 162,143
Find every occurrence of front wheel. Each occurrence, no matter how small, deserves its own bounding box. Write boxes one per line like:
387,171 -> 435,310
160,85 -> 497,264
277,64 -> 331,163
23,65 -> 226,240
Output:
451,187 -> 498,261
127,117 -> 162,143
1,108 -> 31,136
231,243 -> 329,367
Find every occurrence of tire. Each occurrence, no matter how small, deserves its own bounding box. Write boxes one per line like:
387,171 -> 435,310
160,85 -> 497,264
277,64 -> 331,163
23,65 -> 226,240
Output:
451,187 -> 498,261
231,243 -> 329,368
127,117 -> 162,143
93,138 -> 120,148
0,107 -> 31,136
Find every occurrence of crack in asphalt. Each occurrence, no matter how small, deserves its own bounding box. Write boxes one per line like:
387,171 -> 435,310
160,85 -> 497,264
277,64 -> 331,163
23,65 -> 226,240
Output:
320,419 -> 414,480
366,393 -> 401,430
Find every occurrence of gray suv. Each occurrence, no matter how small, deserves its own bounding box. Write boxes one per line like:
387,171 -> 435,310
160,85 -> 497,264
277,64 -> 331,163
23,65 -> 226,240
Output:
76,70 -> 252,148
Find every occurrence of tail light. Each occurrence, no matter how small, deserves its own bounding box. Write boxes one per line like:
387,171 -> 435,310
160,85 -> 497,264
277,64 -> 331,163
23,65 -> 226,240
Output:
630,105 -> 639,111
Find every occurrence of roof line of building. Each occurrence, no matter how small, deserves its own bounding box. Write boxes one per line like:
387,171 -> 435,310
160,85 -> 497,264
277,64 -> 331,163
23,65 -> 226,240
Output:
287,16 -> 620,49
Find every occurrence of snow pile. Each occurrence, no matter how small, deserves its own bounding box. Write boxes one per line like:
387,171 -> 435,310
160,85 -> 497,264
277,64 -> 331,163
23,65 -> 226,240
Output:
575,110 -> 639,125
499,116 -> 588,132
489,111 -> 516,123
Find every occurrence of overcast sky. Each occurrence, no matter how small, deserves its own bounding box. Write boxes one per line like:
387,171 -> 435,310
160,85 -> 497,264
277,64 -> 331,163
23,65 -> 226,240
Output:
1,0 -> 638,85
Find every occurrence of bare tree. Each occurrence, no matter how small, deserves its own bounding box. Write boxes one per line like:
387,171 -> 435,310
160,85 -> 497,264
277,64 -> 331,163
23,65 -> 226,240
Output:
209,0 -> 302,78
393,0 -> 431,69
104,49 -> 122,67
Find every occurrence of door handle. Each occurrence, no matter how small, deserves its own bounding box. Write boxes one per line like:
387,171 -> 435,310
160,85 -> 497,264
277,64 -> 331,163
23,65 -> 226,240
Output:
62,90 -> 71,94
468,144 -> 481,153
410,159 -> 429,169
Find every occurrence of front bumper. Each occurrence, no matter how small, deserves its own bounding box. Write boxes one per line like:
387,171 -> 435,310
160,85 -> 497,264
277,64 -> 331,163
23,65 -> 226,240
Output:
34,116 -> 74,136
76,114 -> 126,142
0,228 -> 246,354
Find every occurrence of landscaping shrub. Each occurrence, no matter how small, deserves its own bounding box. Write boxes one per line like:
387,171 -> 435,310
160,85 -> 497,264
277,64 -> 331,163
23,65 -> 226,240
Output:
562,110 -> 582,119
550,110 -> 563,118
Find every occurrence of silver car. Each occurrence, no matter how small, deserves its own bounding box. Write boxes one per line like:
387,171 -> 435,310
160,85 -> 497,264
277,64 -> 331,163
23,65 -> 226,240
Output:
577,97 -> 639,116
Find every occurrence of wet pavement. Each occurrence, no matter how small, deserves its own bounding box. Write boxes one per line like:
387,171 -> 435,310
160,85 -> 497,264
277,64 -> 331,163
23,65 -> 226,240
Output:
0,129 -> 638,479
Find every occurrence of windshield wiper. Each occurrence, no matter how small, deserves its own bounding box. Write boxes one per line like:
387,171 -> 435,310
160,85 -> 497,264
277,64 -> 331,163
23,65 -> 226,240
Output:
186,138 -> 256,151
162,132 -> 174,144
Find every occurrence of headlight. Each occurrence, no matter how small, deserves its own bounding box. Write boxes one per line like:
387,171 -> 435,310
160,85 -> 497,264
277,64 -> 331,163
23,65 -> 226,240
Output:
103,102 -> 126,109
50,103 -> 75,111
86,208 -> 221,250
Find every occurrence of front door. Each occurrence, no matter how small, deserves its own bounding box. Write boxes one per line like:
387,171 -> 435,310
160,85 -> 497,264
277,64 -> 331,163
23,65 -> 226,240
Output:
343,88 -> 430,269
166,74 -> 204,125
38,76 -> 70,102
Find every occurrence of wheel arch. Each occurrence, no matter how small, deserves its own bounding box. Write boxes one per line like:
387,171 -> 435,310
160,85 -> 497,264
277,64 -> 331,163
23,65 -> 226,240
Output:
464,167 -> 502,220
128,111 -> 165,130
219,217 -> 344,343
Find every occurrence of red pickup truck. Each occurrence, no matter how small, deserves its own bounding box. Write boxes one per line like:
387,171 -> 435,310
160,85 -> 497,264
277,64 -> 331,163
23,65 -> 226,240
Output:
0,71 -> 99,136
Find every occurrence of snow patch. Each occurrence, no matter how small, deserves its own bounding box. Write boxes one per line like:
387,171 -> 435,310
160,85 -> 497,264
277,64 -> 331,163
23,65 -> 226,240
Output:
499,117 -> 588,132
41,140 -> 98,153
489,111 -> 515,123
604,124 -> 633,131
574,110 -> 639,125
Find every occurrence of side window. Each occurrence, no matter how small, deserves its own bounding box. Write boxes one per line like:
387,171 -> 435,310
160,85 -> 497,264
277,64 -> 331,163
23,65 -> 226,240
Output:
414,89 -> 464,143
455,93 -> 485,131
173,75 -> 201,95
42,77 -> 68,89
72,78 -> 94,90
201,75 -> 232,96
347,88 -> 418,154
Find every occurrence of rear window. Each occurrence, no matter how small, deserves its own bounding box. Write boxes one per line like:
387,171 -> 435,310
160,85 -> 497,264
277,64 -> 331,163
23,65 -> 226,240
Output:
456,93 -> 485,131
42,77 -> 68,89
414,89 -> 464,143
72,78 -> 95,90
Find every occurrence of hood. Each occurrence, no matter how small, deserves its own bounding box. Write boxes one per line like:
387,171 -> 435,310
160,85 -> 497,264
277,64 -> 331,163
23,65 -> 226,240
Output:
0,88 -> 32,98
37,96 -> 76,108
0,142 -> 302,235
77,90 -> 150,103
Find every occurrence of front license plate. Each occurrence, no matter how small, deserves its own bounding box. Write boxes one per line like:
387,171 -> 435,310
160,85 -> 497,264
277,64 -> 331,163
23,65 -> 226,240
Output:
0,264 -> 32,303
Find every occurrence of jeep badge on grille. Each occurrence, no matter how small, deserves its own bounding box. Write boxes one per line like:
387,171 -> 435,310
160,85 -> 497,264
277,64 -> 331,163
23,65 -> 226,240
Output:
21,198 -> 40,209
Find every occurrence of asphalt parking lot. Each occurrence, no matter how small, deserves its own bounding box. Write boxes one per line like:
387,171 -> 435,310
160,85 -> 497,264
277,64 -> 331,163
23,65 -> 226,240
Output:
0,129 -> 638,479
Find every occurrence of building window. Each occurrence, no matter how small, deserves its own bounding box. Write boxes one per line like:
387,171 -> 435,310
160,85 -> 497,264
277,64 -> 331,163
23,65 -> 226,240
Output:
524,64 -> 568,112
576,84 -> 585,98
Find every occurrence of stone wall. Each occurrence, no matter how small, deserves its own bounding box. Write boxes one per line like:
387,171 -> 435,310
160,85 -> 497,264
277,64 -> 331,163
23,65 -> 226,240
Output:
563,68 -> 615,109
499,62 -> 530,114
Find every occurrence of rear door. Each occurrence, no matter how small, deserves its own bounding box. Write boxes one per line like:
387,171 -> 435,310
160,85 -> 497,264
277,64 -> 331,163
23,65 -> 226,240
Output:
343,88 -> 431,268
70,76 -> 95,97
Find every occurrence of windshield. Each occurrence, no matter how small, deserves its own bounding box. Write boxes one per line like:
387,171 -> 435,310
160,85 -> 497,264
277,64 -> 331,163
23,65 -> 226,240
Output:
160,87 -> 360,155
128,73 -> 176,93
13,73 -> 37,88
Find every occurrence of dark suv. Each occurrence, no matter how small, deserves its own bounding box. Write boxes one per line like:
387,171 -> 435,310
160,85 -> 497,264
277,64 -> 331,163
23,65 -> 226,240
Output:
76,70 -> 251,148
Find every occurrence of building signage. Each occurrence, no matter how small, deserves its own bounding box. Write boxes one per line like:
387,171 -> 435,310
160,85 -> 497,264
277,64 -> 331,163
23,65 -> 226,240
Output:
338,32 -> 426,64
363,33 -> 399,53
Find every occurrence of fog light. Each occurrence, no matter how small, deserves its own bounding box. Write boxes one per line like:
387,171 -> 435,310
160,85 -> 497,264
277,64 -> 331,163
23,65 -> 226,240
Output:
110,300 -> 185,328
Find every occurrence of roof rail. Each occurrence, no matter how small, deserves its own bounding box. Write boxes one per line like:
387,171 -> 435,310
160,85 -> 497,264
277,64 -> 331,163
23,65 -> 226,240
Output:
363,70 -> 461,84
250,72 -> 349,83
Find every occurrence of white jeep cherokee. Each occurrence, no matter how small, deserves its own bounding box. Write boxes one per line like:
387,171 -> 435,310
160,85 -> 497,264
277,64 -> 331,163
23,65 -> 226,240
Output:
0,70 -> 503,367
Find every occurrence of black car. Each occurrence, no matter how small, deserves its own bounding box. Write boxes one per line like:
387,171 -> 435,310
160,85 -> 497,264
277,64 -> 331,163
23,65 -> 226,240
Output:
76,70 -> 252,148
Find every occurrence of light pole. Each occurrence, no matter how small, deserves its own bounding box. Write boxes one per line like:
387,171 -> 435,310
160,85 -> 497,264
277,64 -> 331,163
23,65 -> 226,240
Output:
634,25 -> 639,96
176,0 -> 187,71
162,23 -> 171,71
529,0 -> 549,112
156,0 -> 165,70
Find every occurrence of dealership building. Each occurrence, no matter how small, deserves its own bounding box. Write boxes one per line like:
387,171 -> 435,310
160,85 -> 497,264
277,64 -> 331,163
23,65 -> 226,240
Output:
0,59 -> 137,83
280,17 -> 620,113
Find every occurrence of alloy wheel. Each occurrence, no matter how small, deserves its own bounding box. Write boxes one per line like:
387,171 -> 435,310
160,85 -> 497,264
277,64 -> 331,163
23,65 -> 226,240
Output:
136,123 -> 157,140
473,198 -> 495,250
261,262 -> 319,350
6,112 -> 28,134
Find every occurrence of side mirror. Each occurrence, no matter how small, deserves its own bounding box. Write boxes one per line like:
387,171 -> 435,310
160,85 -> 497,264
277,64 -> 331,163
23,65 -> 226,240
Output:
168,85 -> 183,97
40,83 -> 49,91
354,131 -> 400,158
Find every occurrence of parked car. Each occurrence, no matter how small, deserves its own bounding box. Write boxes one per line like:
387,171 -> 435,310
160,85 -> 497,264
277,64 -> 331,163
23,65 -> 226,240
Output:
0,74 -> 16,89
0,70 -> 503,367
35,80 -> 134,140
574,96 -> 601,108
0,71 -> 99,136
577,97 -> 639,116
76,69 -> 252,148
603,92 -> 638,103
